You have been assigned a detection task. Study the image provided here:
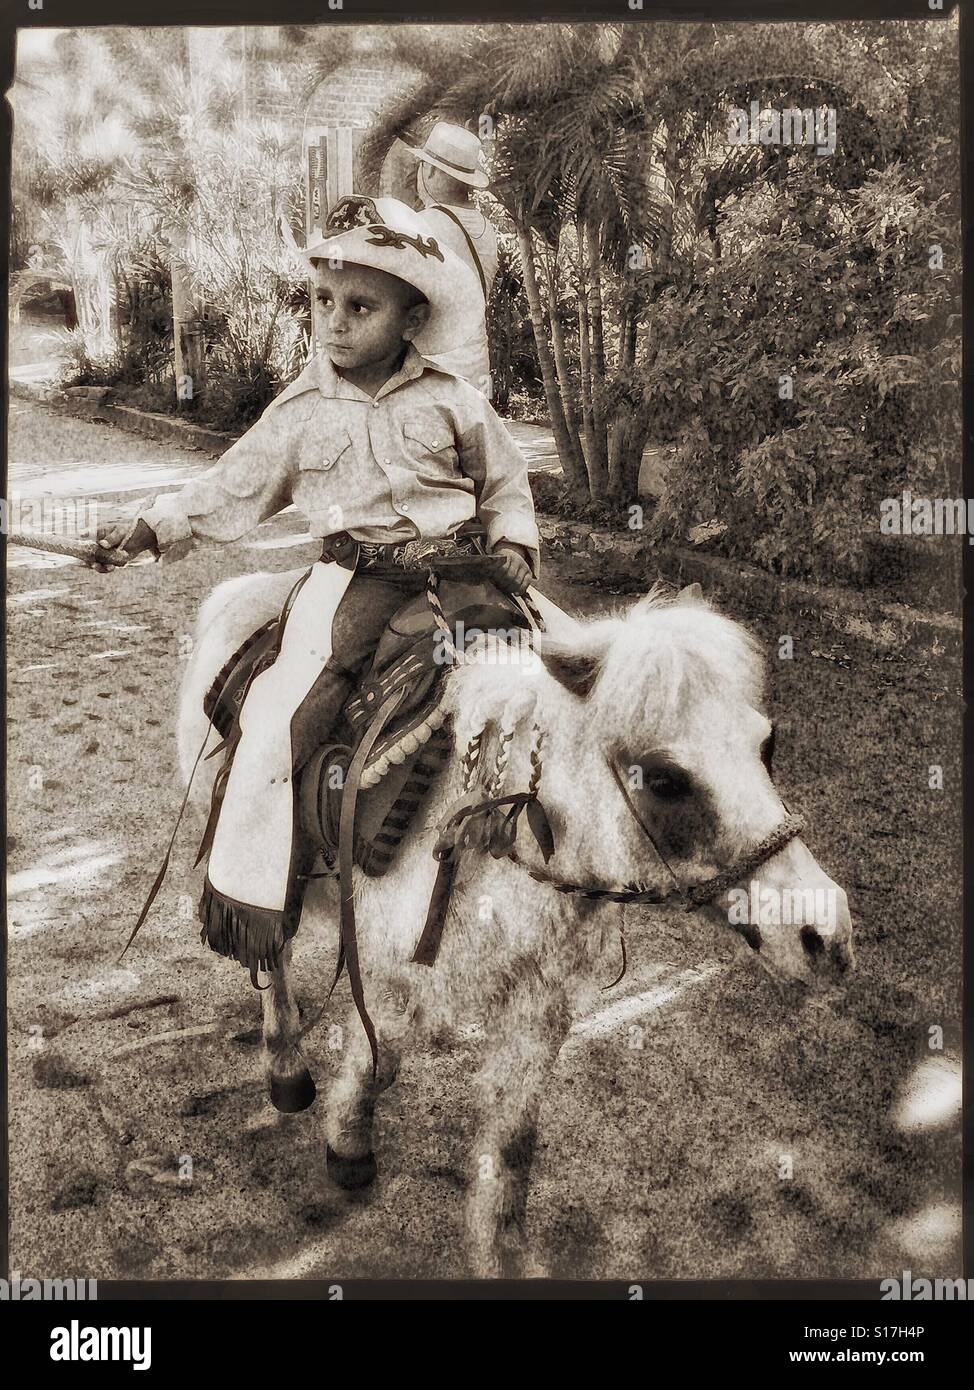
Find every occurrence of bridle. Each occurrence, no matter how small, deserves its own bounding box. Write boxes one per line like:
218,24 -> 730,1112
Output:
407,588 -> 808,1019
505,755 -> 806,914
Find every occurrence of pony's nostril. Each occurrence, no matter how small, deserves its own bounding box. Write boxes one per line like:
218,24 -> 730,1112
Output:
800,925 -> 826,958
738,922 -> 762,951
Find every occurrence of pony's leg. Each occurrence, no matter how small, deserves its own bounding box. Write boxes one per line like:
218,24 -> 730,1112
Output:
259,941 -> 317,1113
324,989 -> 413,1190
466,985 -> 572,1279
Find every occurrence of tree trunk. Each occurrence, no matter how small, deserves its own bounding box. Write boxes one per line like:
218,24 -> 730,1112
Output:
170,239 -> 205,409
607,408 -> 630,502
170,29 -> 206,409
515,222 -> 588,500
541,240 -> 582,467
607,298 -> 639,501
575,217 -> 600,493
583,217 -> 609,496
547,300 -> 582,466
622,404 -> 654,502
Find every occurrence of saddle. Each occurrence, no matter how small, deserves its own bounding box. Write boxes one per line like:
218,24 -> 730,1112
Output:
204,573 -> 531,879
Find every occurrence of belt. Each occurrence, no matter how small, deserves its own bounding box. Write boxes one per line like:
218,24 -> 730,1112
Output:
320,530 -> 487,572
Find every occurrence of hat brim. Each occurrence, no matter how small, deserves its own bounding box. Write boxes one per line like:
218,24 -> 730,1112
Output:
405,145 -> 490,190
304,224 -> 484,356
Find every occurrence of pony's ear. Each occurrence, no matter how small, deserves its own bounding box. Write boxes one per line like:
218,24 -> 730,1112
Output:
535,646 -> 603,697
675,582 -> 704,606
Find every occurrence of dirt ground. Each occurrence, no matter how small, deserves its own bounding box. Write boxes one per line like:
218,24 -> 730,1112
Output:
5,401 -> 963,1283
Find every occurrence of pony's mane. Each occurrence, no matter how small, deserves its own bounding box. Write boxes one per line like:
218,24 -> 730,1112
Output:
448,586 -> 766,746
566,585 -> 767,727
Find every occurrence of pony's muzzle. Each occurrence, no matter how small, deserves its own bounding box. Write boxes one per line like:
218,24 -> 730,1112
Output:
797,883 -> 855,981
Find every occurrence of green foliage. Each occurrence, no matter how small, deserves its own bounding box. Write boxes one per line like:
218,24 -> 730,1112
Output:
644,159 -> 959,583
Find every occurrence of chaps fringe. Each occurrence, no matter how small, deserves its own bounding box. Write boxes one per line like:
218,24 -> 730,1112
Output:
198,877 -> 289,986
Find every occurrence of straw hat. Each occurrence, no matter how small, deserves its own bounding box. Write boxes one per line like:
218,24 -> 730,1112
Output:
403,121 -> 490,190
305,195 -> 483,357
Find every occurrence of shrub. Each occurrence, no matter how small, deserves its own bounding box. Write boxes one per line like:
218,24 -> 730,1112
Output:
644,162 -> 959,587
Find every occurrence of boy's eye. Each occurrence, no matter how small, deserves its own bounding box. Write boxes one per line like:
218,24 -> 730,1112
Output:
352,302 -> 370,314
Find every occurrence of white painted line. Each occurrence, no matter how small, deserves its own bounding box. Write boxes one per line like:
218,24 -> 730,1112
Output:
562,962 -> 722,1053
450,964 -> 718,1051
8,850 -> 122,899
111,1023 -> 223,1059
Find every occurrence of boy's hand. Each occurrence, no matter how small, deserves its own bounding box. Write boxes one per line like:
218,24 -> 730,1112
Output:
93,517 -> 159,569
491,542 -> 533,596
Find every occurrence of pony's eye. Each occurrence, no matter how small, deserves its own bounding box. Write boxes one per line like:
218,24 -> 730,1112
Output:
645,769 -> 691,802
760,726 -> 776,776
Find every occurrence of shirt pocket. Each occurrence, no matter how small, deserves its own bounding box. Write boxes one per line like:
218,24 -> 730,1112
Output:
401,414 -> 460,478
298,428 -> 352,474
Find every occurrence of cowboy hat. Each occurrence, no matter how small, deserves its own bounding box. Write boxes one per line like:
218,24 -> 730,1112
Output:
305,195 -> 483,357
402,121 -> 490,190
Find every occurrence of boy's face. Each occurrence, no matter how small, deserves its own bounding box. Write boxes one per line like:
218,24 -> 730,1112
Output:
314,262 -> 429,371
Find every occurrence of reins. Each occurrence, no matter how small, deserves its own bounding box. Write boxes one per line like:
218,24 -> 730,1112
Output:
426,728 -> 806,920
6,530 -> 128,566
505,805 -> 807,912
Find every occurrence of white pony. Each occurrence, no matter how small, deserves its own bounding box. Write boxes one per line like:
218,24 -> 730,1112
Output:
178,570 -> 854,1277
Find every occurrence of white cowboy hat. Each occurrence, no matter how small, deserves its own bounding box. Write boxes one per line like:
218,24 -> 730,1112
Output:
403,121 -> 490,190
305,195 -> 483,357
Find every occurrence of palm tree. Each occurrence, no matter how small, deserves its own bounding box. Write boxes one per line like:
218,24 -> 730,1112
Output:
346,19 -> 912,508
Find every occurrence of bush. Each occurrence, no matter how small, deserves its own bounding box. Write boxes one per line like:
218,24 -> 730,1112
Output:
529,471 -> 637,530
643,162 -> 959,589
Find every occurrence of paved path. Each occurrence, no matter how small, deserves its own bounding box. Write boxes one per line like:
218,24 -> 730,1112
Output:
6,400 -> 562,545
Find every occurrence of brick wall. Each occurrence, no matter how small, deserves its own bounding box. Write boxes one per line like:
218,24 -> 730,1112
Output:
252,50 -> 418,133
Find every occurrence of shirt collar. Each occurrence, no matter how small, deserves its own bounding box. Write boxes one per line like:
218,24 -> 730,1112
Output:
313,343 -> 431,402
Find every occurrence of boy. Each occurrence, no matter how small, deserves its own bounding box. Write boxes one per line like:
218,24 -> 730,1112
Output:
96,195 -> 540,981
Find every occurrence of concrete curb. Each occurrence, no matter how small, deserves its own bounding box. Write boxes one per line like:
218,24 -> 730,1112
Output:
11,378 -> 235,456
538,517 -> 961,654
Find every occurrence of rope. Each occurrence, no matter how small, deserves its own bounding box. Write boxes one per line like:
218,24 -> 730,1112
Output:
527,724 -> 545,797
6,530 -> 129,567
425,570 -> 463,665
505,810 -> 807,910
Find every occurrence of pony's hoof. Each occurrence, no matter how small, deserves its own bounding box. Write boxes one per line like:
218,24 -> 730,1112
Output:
269,1067 -> 317,1113
326,1144 -> 377,1190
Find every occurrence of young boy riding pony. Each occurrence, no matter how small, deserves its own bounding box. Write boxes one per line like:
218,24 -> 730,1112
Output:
96,196 -> 551,1013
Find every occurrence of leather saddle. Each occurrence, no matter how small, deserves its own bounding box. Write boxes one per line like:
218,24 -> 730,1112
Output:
204,574 -> 531,880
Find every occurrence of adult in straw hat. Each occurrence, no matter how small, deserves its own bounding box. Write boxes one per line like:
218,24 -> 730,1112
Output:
403,123 -> 499,394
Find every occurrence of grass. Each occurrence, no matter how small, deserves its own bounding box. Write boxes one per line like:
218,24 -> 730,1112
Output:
6,535 -> 962,1280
